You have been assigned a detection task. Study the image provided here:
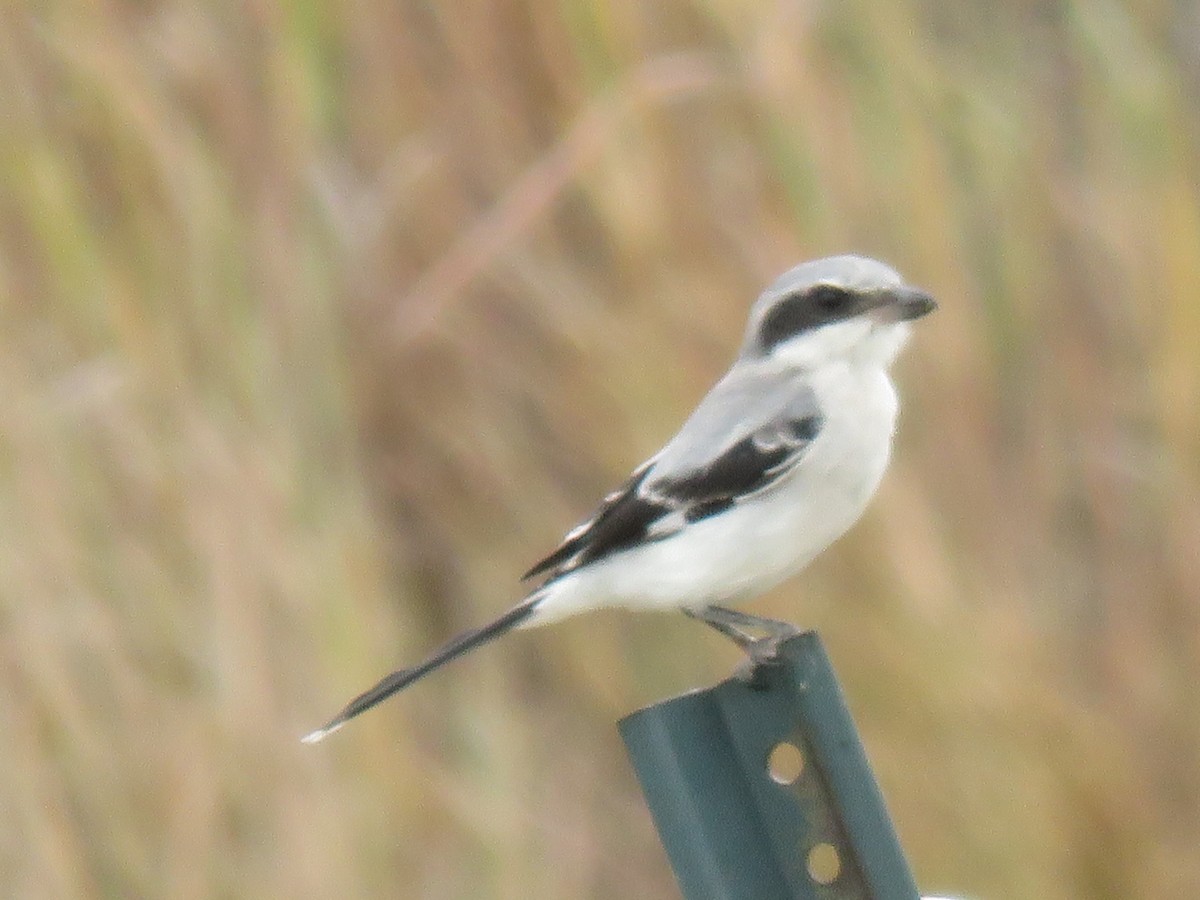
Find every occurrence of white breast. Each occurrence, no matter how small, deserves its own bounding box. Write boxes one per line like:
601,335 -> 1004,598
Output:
527,360 -> 900,626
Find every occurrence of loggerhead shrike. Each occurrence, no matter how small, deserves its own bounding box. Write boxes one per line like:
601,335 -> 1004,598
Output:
303,254 -> 936,743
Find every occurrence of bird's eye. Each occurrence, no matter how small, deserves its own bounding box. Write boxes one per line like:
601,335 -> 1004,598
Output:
810,285 -> 852,314
757,284 -> 855,352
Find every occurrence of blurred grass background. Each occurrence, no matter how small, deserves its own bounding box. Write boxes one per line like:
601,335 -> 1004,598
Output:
3,0 -> 1199,897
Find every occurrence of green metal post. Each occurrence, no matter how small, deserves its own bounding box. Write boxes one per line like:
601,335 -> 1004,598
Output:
619,631 -> 917,900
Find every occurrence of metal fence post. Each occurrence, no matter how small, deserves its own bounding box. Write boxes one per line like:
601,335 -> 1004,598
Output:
619,630 -> 918,900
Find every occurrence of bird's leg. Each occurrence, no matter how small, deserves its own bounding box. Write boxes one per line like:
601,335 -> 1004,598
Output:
682,606 -> 758,647
684,605 -> 803,682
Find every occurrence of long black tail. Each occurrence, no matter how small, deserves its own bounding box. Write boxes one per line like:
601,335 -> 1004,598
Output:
301,594 -> 543,743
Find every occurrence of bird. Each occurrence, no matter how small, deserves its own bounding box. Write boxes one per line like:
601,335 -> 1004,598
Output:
302,254 -> 936,743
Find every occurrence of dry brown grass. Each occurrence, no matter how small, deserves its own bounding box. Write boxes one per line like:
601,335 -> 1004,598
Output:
3,1 -> 1199,897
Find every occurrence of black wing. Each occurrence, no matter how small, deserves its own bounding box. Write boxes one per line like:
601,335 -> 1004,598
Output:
521,461 -> 660,580
521,413 -> 823,582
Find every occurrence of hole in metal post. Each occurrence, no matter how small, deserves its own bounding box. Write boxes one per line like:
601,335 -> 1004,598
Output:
767,741 -> 804,784
807,843 -> 841,884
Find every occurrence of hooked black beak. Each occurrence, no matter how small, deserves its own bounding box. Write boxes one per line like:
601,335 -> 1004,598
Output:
892,287 -> 937,321
868,286 -> 937,323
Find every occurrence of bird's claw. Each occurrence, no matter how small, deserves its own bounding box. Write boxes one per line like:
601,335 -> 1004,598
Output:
684,605 -> 802,687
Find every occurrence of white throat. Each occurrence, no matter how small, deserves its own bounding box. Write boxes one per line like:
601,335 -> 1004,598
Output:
758,320 -> 912,373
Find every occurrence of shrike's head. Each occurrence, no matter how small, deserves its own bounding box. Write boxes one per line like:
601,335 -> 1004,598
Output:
741,255 -> 936,370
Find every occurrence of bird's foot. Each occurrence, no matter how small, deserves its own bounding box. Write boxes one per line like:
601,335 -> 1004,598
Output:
683,605 -> 802,686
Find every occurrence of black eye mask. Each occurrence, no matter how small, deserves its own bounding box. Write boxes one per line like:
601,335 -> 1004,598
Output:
757,284 -> 861,352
